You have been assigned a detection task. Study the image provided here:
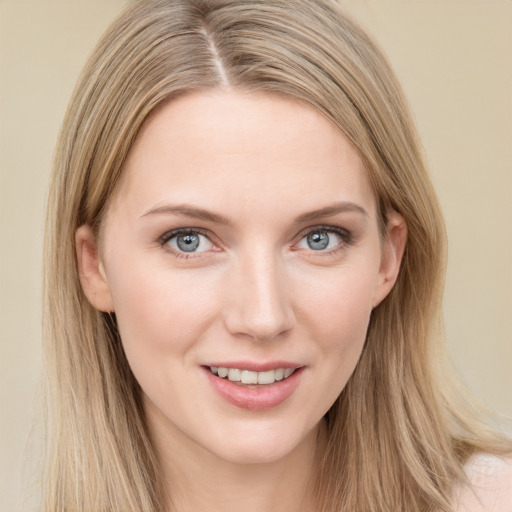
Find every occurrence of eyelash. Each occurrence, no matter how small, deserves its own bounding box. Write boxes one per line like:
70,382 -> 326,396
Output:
158,228 -> 215,259
157,225 -> 354,259
295,225 -> 354,256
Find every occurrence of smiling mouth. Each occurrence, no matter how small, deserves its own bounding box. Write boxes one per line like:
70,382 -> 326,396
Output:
208,366 -> 297,385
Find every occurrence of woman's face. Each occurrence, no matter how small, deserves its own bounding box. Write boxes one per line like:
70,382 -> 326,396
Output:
77,90 -> 405,465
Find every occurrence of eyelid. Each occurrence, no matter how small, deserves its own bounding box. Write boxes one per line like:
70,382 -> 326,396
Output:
157,224 -> 354,259
158,227 -> 211,244
294,224 -> 353,243
292,224 -> 354,253
158,227 -> 220,257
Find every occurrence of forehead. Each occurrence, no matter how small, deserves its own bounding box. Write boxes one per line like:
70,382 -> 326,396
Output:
111,89 -> 376,222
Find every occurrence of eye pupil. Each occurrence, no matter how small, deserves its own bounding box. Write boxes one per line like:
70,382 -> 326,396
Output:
307,231 -> 329,250
177,234 -> 200,252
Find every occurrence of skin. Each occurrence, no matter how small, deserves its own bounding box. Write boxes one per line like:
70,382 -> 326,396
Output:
76,90 -> 406,512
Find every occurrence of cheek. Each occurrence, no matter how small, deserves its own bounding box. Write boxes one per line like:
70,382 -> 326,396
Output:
297,260 -> 380,393
105,259 -> 220,369
300,260 -> 379,339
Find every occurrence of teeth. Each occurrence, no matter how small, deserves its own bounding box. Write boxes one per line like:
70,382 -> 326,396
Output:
257,370 -> 276,385
227,368 -> 241,382
241,370 -> 258,384
210,366 -> 297,384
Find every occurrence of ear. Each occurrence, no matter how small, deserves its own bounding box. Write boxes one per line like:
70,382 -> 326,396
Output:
372,211 -> 407,308
75,224 -> 114,312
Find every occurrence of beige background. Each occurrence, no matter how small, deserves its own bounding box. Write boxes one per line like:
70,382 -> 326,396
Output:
1,0 -> 510,509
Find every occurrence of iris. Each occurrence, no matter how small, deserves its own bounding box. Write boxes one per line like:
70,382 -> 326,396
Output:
307,231 -> 330,250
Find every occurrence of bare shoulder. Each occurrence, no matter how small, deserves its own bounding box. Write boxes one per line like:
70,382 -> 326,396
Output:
455,453 -> 512,511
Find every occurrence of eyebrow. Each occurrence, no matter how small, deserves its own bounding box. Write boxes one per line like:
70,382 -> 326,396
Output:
294,202 -> 368,223
140,201 -> 368,225
140,204 -> 232,225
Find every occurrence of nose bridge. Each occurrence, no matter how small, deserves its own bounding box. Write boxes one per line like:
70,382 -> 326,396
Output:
225,244 -> 294,341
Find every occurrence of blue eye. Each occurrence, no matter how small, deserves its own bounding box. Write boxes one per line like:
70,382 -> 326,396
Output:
165,231 -> 214,253
297,229 -> 345,251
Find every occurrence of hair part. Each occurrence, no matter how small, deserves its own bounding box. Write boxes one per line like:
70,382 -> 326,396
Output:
43,1 -> 511,511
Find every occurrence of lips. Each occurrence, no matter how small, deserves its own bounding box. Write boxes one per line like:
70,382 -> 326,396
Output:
203,363 -> 304,411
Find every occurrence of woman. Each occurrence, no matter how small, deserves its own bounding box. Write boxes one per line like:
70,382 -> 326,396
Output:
43,0 -> 512,510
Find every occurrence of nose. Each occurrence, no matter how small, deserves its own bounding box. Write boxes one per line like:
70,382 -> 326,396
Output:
224,248 -> 295,342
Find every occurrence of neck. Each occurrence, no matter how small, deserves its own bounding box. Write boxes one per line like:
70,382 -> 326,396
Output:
149,414 -> 326,512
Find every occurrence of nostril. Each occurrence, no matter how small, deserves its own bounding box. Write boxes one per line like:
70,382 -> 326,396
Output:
226,314 -> 294,342
223,258 -> 295,340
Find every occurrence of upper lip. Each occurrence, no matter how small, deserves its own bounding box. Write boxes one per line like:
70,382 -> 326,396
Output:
202,361 -> 303,372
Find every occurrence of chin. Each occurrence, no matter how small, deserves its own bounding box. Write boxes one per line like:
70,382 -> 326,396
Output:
203,420 -> 319,466
211,443 -> 297,466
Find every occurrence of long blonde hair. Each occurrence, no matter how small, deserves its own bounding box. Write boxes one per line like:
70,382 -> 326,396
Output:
43,1 -> 510,510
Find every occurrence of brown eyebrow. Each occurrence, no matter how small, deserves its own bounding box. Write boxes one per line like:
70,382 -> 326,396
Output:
140,204 -> 232,225
141,201 -> 368,225
294,202 -> 368,223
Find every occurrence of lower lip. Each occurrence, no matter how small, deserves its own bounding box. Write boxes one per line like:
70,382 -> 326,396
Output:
204,367 -> 303,411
